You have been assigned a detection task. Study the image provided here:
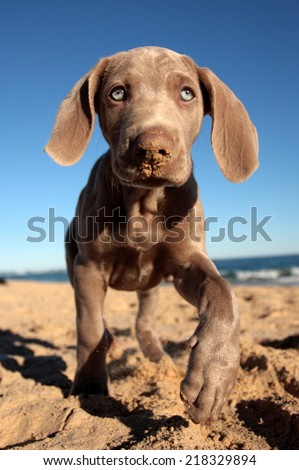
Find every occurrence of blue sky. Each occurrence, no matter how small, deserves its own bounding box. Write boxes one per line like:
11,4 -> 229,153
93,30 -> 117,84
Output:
1,0 -> 298,272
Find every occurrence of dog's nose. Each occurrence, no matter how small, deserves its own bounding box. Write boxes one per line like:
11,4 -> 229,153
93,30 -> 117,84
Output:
132,127 -> 174,159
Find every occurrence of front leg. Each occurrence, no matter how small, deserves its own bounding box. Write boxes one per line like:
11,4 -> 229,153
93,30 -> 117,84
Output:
174,254 -> 240,423
70,257 -> 112,396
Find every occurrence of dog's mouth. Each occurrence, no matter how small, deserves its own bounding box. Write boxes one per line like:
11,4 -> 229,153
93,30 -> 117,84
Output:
114,150 -> 192,188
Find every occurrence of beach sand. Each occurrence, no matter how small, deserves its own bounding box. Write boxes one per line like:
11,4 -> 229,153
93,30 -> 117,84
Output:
0,281 -> 298,450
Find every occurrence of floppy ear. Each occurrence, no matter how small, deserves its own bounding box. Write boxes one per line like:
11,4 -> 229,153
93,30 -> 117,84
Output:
44,58 -> 109,165
197,67 -> 259,182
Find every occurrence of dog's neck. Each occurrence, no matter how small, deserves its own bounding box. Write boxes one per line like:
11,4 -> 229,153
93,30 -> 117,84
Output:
121,186 -> 165,222
120,177 -> 198,221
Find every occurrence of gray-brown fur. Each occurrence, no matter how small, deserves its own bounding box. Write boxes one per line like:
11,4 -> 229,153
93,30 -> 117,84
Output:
45,46 -> 258,423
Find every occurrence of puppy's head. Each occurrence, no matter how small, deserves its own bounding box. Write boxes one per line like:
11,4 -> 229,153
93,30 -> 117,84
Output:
45,46 -> 258,186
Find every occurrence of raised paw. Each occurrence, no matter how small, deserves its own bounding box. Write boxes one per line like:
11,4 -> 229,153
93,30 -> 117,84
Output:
180,332 -> 239,423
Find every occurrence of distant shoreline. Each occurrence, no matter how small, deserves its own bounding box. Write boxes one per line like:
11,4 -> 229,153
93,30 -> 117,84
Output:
1,254 -> 299,286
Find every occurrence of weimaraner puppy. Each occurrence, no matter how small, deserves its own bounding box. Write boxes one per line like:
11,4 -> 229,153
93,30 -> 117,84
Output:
45,46 -> 258,423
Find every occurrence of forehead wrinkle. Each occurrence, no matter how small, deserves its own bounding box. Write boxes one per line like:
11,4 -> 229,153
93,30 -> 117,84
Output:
105,65 -> 195,89
102,49 -> 198,101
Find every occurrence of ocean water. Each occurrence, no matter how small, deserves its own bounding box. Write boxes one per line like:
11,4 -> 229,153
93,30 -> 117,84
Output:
214,254 -> 299,285
2,254 -> 299,285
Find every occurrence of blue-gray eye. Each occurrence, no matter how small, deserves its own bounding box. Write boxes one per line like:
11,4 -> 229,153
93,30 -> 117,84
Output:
109,87 -> 127,101
180,87 -> 194,101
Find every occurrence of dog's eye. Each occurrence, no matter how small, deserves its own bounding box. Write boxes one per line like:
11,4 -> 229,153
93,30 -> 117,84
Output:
109,87 -> 127,101
180,87 -> 194,102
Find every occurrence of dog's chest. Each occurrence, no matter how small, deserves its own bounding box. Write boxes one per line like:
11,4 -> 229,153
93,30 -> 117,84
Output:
108,248 -> 162,291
